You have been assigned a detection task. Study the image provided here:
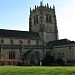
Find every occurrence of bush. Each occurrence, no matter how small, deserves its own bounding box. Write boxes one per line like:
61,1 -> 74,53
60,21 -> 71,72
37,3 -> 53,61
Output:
42,55 -> 55,66
56,58 -> 67,66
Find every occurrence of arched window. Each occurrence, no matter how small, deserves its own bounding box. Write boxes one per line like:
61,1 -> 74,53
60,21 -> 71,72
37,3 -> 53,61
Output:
46,14 -> 52,23
34,15 -> 38,24
19,40 -> 23,45
1,39 -> 4,44
9,52 -> 15,59
28,40 -> 30,45
46,14 -> 48,22
10,39 -> 13,45
36,15 -> 38,23
34,16 -> 36,24
49,15 -> 52,23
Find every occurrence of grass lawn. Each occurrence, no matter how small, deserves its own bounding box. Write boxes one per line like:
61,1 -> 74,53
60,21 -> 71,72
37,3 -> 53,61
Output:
0,66 -> 75,75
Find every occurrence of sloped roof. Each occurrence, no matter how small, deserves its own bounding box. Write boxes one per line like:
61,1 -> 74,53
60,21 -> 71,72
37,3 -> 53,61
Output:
47,39 -> 75,46
0,29 -> 40,39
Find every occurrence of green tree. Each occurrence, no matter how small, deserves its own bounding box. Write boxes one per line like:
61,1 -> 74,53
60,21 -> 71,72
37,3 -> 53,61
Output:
56,58 -> 67,66
42,55 -> 55,66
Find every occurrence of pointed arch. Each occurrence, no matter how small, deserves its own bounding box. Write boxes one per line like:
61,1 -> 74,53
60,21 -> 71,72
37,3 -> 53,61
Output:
46,14 -> 52,23
34,15 -> 38,24
1,39 -> 4,44
22,50 -> 39,65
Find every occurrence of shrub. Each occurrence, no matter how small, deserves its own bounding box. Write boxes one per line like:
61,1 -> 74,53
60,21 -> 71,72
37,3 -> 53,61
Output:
42,55 -> 55,66
56,58 -> 67,66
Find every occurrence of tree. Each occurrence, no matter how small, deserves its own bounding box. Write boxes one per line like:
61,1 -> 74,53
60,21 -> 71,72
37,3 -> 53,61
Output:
56,58 -> 67,66
42,55 -> 55,66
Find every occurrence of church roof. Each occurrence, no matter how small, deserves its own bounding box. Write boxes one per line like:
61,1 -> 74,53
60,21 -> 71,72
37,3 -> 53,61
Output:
47,39 -> 75,46
23,50 -> 32,60
0,29 -> 40,39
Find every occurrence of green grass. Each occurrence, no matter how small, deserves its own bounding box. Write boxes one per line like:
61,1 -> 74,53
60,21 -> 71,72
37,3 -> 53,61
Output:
0,66 -> 75,75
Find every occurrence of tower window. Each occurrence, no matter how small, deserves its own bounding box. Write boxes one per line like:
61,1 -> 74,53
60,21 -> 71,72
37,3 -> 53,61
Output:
46,14 -> 52,23
49,15 -> 52,23
36,15 -> 38,23
46,14 -> 48,22
34,15 -> 38,24
9,52 -> 15,59
34,16 -> 36,24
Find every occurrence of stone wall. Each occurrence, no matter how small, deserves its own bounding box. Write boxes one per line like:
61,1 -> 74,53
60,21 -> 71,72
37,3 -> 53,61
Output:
52,44 -> 75,61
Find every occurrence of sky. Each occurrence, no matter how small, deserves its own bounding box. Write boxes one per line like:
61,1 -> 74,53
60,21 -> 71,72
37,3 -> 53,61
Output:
0,0 -> 74,41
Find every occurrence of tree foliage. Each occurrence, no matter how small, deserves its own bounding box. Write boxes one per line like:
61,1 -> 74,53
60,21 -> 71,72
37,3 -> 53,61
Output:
42,55 -> 55,66
56,58 -> 67,66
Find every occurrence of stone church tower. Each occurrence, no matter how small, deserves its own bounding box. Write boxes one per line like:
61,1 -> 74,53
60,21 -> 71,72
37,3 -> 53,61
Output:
29,2 -> 58,43
0,2 -> 75,66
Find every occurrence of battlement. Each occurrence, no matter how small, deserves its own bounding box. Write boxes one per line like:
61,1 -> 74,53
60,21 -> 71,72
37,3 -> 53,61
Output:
30,2 -> 55,13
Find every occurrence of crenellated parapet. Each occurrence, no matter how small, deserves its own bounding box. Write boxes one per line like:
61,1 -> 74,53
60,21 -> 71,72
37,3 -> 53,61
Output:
30,3 -> 55,13
29,2 -> 58,43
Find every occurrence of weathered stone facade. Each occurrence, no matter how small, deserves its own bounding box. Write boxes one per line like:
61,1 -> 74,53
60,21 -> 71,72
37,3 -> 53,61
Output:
29,2 -> 58,43
0,2 -> 75,66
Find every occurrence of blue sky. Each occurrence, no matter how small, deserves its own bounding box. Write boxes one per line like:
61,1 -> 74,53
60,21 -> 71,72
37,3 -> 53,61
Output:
0,0 -> 74,40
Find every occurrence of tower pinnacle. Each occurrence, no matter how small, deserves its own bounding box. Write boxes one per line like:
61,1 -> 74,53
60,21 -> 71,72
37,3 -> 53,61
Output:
40,0 -> 43,6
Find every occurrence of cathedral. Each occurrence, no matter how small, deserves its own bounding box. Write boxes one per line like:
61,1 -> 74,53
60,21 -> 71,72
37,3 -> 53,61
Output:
0,2 -> 75,66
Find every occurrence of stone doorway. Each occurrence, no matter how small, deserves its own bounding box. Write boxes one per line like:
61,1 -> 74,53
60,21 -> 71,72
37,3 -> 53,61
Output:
22,50 -> 39,66
30,54 -> 37,65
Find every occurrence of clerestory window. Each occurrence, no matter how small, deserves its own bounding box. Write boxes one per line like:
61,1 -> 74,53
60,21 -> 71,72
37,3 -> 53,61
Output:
10,39 -> 13,45
34,15 -> 38,24
19,40 -> 23,45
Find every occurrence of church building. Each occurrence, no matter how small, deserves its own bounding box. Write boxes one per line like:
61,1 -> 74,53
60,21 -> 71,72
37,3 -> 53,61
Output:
0,2 -> 75,66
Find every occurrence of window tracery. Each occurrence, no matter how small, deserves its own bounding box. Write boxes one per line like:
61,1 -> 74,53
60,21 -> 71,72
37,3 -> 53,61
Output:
10,39 -> 13,45
9,52 -> 15,59
46,14 -> 52,23
19,40 -> 23,45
